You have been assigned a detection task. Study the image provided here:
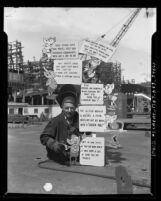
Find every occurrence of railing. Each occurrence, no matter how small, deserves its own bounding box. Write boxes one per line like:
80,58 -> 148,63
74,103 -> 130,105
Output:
8,114 -> 43,128
8,115 -> 28,123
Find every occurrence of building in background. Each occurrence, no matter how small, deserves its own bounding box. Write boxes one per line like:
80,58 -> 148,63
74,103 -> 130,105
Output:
7,40 -> 57,105
7,40 -> 151,119
8,41 -> 25,102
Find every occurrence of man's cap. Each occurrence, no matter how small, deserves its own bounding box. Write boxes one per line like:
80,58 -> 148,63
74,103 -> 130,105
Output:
56,84 -> 78,107
62,96 -> 76,106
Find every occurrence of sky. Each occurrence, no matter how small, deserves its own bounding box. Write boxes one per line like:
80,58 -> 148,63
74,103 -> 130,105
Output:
4,7 -> 156,83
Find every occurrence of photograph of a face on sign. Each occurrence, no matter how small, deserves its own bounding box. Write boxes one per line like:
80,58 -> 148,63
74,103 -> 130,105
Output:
5,7 -> 156,195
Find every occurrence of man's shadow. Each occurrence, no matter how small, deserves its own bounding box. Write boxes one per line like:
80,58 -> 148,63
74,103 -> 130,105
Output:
105,146 -> 126,163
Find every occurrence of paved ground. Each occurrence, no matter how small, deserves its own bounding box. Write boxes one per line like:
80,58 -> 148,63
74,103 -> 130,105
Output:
7,122 -> 151,195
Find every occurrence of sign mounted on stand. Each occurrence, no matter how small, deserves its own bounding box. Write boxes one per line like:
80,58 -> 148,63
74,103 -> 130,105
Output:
80,83 -> 104,105
54,60 -> 82,85
79,39 -> 116,63
48,41 -> 79,60
79,105 -> 106,132
80,137 -> 105,167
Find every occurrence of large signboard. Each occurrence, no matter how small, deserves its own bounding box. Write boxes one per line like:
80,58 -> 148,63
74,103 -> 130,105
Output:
80,137 -> 105,166
54,60 -> 82,85
80,83 -> 104,105
79,39 -> 116,63
79,105 -> 106,132
44,41 -> 79,60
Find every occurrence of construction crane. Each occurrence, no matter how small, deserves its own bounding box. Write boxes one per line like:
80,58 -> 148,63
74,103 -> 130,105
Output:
109,8 -> 141,47
82,8 -> 142,82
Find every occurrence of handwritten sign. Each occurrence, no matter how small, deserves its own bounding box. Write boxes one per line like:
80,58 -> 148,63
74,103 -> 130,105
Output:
79,39 -> 116,63
54,60 -> 82,85
79,105 -> 106,132
46,41 -> 79,60
80,137 -> 105,166
80,83 -> 104,105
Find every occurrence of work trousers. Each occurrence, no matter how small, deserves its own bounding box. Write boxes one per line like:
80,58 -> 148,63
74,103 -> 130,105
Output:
46,147 -> 70,164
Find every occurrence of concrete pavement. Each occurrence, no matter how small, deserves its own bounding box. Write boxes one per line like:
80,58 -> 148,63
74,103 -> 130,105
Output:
7,122 -> 151,194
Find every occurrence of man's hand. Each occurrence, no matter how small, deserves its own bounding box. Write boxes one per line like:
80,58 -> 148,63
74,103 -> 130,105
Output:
52,141 -> 64,152
47,140 -> 65,152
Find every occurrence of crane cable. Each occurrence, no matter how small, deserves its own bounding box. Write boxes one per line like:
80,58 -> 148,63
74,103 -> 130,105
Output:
96,8 -> 135,42
82,9 -> 135,60
80,9 -> 135,61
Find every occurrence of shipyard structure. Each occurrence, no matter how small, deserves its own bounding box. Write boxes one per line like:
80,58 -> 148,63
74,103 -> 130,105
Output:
8,40 -> 151,121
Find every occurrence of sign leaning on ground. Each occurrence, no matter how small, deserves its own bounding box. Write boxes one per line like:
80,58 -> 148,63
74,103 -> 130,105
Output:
54,60 -> 82,85
80,83 -> 104,105
79,105 -> 106,132
79,39 -> 116,63
80,137 -> 105,167
50,41 -> 79,60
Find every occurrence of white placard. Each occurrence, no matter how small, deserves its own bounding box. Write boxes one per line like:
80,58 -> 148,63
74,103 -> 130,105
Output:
49,41 -> 79,59
80,83 -> 104,105
79,105 -> 106,132
80,137 -> 105,166
79,39 -> 116,63
54,60 -> 82,85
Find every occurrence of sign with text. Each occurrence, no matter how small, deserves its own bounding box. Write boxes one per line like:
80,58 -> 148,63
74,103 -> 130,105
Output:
80,137 -> 105,166
54,60 -> 82,85
79,40 -> 116,63
49,41 -> 79,59
80,83 -> 104,105
79,105 -> 106,132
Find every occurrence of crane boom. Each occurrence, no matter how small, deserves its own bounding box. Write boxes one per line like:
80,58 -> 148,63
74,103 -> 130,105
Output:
110,8 -> 142,47
81,8 -> 142,82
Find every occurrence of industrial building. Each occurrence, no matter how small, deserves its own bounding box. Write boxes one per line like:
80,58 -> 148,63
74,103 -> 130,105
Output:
8,41 -> 25,102
96,61 -> 121,92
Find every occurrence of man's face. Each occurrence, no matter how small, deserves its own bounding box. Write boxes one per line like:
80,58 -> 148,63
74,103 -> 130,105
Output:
62,102 -> 76,119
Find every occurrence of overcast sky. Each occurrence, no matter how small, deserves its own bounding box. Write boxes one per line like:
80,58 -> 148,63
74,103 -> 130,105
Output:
4,7 -> 156,83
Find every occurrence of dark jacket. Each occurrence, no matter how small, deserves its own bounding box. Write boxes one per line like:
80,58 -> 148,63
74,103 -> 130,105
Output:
40,111 -> 80,146
40,111 -> 80,162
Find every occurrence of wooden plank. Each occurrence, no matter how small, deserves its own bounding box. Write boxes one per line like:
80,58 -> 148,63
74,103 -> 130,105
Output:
119,118 -> 151,124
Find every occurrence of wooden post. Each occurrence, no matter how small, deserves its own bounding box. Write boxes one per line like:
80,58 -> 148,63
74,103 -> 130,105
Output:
42,95 -> 44,105
22,120 -> 24,128
22,89 -> 25,103
13,90 -> 17,102
31,96 -> 34,105
115,165 -> 133,194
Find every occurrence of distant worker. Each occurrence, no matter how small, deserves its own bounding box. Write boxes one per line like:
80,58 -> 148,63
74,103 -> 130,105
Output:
40,84 -> 82,166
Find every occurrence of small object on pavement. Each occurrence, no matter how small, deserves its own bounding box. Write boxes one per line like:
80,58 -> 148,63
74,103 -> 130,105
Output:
43,182 -> 53,192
